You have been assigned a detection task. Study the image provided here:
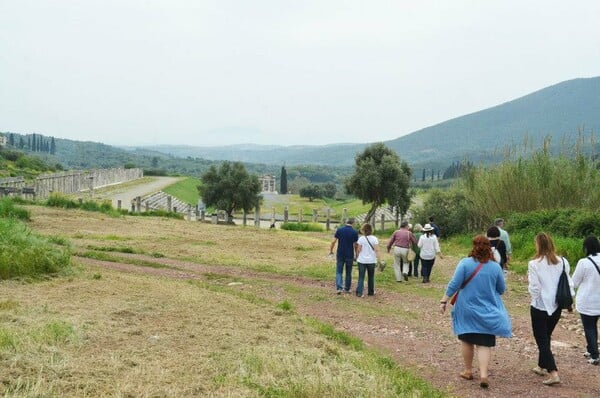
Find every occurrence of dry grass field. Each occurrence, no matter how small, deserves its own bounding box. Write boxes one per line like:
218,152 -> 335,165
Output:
3,205 -> 599,397
0,206 -> 442,397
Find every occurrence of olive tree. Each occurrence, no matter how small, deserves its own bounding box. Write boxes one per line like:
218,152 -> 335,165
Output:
198,161 -> 262,221
345,143 -> 411,222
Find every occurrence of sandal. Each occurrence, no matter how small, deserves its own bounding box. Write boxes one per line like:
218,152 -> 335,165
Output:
459,371 -> 473,380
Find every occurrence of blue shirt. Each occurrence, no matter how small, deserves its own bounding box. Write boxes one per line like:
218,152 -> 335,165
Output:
445,257 -> 512,338
334,225 -> 358,260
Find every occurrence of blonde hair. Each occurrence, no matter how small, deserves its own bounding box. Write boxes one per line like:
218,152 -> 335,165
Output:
534,232 -> 559,265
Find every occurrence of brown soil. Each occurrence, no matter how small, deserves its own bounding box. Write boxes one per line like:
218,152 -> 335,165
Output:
78,254 -> 599,398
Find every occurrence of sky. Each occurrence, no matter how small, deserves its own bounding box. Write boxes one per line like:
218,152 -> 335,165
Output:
1,1 -> 599,147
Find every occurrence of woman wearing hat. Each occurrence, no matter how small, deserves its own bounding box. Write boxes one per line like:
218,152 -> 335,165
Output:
418,223 -> 442,283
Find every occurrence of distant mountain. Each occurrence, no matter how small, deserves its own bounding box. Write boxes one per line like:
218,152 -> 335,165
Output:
137,76 -> 600,168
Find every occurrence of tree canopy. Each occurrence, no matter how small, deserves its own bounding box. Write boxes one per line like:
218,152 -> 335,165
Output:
198,161 -> 262,220
345,143 -> 411,222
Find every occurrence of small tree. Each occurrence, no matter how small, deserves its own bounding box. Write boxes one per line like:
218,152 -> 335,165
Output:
345,143 -> 411,222
280,166 -> 288,194
198,161 -> 262,221
321,182 -> 337,198
299,184 -> 322,201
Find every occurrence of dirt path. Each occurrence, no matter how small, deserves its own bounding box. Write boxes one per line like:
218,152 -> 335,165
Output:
77,254 -> 599,398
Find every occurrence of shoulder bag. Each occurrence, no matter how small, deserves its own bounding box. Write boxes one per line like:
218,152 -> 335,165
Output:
587,256 -> 600,276
450,262 -> 484,305
555,257 -> 573,310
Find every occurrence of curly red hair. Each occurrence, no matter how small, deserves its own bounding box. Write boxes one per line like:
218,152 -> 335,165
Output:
469,235 -> 493,263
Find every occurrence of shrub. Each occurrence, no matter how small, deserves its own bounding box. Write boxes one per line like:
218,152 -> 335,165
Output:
280,222 -> 324,232
0,218 -> 71,279
0,198 -> 30,221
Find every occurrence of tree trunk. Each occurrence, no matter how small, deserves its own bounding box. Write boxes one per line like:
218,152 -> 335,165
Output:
365,204 -> 378,225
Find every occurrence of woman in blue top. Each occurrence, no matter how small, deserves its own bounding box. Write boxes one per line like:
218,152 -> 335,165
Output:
439,235 -> 511,389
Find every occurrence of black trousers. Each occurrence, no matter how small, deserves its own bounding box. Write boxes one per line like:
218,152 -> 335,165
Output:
530,306 -> 561,372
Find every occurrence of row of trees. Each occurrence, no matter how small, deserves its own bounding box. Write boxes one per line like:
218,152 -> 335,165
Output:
3,133 -> 56,154
198,143 -> 412,221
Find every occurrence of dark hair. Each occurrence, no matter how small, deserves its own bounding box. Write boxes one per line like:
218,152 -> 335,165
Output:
583,235 -> 600,256
361,223 -> 373,236
468,235 -> 493,263
428,216 -> 434,222
534,232 -> 559,265
400,221 -> 409,228
486,226 -> 500,238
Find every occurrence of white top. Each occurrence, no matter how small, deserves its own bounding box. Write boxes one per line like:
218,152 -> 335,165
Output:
572,254 -> 600,316
417,234 -> 440,260
357,235 -> 378,264
528,256 -> 574,315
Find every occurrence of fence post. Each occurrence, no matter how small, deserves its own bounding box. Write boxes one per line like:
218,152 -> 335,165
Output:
145,202 -> 149,212
312,209 -> 318,222
326,208 -> 331,231
380,213 -> 385,232
284,206 -> 289,223
187,206 -> 192,221
200,210 -> 205,222
254,208 -> 260,227
298,208 -> 303,223
136,196 -> 141,213
243,211 -> 247,226
271,207 -> 276,224
167,196 -> 172,212
342,208 -> 347,225
117,199 -> 122,210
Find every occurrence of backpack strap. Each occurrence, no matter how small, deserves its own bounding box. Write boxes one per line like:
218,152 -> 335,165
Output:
588,256 -> 600,276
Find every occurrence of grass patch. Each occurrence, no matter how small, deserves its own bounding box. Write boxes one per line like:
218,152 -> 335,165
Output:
162,176 -> 201,205
0,198 -> 30,220
0,218 -> 72,280
281,222 -> 324,232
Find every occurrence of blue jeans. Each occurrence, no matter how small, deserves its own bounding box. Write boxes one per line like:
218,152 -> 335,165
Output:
336,257 -> 354,291
581,313 -> 599,359
356,262 -> 375,296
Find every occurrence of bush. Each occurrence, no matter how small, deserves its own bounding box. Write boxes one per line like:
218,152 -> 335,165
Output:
0,218 -> 71,279
0,198 -> 30,220
280,222 -> 324,232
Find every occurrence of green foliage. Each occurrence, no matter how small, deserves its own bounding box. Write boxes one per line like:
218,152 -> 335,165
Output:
508,208 -> 600,238
299,184 -> 322,201
345,143 -> 411,222
0,218 -> 72,279
280,222 -> 324,232
199,161 -> 262,218
412,188 -> 471,236
461,140 -> 600,229
45,193 -> 119,215
0,198 -> 30,220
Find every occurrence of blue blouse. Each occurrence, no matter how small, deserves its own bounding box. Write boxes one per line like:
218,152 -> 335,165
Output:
445,257 -> 512,338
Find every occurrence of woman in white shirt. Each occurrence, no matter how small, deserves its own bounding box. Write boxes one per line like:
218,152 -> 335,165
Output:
528,232 -> 574,386
417,223 -> 442,283
572,235 -> 600,366
355,223 -> 380,297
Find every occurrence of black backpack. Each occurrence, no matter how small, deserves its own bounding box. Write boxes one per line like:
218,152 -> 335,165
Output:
555,257 -> 573,310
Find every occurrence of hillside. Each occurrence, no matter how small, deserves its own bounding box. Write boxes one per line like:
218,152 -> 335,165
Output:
3,76 -> 599,174
137,76 -> 600,168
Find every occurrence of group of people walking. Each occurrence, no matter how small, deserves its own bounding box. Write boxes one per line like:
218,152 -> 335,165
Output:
329,217 -> 600,390
440,231 -> 600,389
329,217 -> 443,296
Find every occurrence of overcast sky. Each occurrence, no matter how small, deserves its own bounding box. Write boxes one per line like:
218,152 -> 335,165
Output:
1,1 -> 599,147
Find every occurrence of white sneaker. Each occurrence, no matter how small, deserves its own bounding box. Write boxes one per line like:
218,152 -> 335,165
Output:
584,352 -> 592,358
588,358 -> 600,365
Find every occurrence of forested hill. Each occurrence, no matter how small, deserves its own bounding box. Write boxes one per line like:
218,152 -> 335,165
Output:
385,76 -> 600,166
139,76 -> 600,168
